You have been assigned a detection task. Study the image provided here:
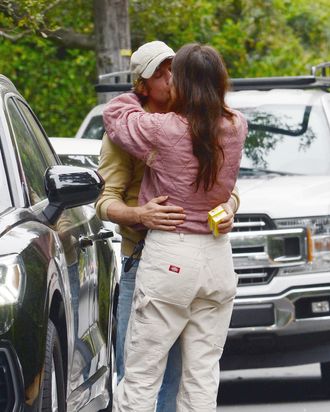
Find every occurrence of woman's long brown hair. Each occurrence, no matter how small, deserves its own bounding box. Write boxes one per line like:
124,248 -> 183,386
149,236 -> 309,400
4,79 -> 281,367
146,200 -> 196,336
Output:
171,44 -> 233,191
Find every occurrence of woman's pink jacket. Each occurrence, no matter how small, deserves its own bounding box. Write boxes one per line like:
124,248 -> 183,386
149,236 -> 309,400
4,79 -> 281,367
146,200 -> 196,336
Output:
103,92 -> 247,234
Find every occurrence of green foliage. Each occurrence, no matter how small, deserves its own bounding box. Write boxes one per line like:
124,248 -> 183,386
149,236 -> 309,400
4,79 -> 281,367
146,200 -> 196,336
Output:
0,1 -> 96,137
0,0 -> 329,136
0,34 -> 96,136
130,0 -> 330,77
130,0 -> 217,50
2,0 -> 93,32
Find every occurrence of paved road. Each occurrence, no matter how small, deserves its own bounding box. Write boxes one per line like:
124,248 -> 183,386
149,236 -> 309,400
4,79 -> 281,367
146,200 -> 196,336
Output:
216,363 -> 330,411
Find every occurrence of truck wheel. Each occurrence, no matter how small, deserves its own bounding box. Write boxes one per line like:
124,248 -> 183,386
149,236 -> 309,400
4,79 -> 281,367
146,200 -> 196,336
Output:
41,320 -> 66,411
321,362 -> 330,395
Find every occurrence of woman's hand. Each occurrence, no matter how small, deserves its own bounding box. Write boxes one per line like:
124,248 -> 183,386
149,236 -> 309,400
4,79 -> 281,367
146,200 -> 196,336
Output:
217,201 -> 235,234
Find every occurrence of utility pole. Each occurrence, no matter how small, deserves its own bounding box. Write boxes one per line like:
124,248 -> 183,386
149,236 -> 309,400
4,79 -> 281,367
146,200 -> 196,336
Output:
93,0 -> 131,101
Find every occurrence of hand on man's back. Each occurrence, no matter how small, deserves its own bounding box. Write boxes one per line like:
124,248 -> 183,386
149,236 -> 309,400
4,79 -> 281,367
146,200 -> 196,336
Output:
137,195 -> 186,231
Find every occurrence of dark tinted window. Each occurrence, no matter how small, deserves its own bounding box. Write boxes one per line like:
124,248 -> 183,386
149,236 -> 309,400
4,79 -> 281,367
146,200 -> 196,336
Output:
0,147 -> 12,213
17,100 -> 57,167
7,98 -> 48,204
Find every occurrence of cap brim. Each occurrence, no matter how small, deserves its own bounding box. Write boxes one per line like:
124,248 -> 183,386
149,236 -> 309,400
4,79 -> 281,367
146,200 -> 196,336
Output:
141,51 -> 175,79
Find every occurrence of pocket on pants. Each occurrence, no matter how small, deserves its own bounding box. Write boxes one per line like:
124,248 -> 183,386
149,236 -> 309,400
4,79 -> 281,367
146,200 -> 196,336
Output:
137,246 -> 199,307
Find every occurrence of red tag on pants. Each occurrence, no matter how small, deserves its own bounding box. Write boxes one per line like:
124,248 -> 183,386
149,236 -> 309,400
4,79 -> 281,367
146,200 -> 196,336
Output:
169,265 -> 181,273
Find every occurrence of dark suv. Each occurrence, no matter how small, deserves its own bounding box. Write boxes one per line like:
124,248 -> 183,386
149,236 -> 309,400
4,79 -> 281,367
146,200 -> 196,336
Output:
0,74 -> 117,411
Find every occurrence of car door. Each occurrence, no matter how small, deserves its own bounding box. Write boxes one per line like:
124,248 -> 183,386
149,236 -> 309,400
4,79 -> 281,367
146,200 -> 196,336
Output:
5,96 -> 96,388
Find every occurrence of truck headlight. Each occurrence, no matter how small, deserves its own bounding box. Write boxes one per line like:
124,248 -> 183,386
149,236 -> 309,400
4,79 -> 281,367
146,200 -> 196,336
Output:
0,255 -> 24,305
274,216 -> 330,274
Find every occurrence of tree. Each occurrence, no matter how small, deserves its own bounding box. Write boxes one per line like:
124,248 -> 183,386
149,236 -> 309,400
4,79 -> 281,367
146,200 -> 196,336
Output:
0,0 -> 329,136
130,0 -> 330,77
0,0 -> 131,135
93,0 -> 131,75
0,0 -> 131,75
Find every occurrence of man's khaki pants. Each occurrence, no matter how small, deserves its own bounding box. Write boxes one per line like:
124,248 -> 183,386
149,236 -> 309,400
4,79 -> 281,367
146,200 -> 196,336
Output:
113,230 -> 237,412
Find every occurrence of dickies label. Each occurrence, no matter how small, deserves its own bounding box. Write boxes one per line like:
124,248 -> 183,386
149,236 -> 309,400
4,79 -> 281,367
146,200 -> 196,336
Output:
169,265 -> 181,273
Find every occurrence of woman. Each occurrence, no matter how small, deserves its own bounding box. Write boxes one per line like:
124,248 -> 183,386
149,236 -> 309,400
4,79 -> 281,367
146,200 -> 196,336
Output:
103,43 -> 247,412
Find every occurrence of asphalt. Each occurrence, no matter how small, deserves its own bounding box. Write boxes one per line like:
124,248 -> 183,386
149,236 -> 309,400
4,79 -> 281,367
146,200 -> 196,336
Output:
217,363 -> 330,411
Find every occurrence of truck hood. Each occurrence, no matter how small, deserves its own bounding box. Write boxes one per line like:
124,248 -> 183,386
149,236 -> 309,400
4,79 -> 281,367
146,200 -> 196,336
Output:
238,175 -> 330,218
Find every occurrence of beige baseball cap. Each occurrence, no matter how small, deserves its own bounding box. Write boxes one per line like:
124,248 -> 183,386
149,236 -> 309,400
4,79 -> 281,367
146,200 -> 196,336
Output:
130,41 -> 175,81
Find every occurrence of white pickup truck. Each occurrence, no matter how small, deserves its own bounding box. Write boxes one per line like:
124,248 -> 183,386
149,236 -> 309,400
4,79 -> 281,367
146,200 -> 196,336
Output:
76,63 -> 330,382
223,65 -> 330,383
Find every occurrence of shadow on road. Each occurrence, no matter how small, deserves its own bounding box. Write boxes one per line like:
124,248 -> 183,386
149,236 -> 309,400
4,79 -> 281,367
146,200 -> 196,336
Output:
218,374 -> 330,405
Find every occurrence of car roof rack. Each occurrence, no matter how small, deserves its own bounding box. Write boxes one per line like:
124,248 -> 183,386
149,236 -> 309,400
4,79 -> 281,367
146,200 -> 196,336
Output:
311,61 -> 330,77
231,63 -> 330,90
95,70 -> 132,93
95,62 -> 330,93
230,75 -> 330,91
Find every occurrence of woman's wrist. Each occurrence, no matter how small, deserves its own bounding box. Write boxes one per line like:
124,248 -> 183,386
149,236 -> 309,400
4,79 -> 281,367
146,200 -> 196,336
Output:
229,195 -> 238,214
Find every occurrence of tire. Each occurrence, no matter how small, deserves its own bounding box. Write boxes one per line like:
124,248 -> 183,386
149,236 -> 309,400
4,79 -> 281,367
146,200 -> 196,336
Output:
321,362 -> 330,396
105,317 -> 118,411
100,306 -> 117,412
41,320 -> 66,412
321,362 -> 330,380
105,346 -> 114,411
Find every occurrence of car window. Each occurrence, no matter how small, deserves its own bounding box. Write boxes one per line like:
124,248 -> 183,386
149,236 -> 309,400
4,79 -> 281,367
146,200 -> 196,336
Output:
239,103 -> 330,176
81,115 -> 104,140
6,98 -> 50,204
17,100 -> 57,167
0,146 -> 12,214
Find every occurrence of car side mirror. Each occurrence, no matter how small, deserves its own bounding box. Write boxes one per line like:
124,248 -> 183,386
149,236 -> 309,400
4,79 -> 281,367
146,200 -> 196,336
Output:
42,165 -> 104,224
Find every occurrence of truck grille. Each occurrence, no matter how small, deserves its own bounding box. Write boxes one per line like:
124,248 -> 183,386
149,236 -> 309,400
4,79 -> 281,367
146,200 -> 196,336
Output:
230,214 -> 306,287
232,214 -> 275,286
233,214 -> 275,232
235,268 -> 278,286
0,351 -> 15,412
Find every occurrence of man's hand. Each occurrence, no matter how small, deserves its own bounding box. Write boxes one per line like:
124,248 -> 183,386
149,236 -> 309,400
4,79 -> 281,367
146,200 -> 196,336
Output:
216,201 -> 235,234
137,196 -> 186,231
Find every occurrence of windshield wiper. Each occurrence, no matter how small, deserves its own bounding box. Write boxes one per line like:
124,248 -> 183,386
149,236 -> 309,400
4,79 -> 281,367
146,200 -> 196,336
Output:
248,106 -> 312,137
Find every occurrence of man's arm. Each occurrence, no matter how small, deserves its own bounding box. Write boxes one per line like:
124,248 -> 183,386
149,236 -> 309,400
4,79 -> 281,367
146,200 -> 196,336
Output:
95,133 -> 133,221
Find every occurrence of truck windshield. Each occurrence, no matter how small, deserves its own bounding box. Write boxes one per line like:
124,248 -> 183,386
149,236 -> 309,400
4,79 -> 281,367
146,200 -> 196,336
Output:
238,104 -> 330,176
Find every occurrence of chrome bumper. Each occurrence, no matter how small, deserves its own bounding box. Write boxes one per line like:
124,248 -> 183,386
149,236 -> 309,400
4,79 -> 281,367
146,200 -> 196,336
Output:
229,284 -> 330,336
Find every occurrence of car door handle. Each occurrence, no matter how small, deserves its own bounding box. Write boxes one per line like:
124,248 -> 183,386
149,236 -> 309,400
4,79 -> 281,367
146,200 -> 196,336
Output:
89,229 -> 114,242
78,229 -> 114,249
78,236 -> 93,249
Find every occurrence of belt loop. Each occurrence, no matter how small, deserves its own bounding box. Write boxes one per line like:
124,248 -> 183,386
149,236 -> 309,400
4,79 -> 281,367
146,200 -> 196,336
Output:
179,232 -> 184,242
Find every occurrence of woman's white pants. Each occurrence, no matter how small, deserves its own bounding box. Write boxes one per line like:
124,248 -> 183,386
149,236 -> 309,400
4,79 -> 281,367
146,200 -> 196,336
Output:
113,230 -> 237,412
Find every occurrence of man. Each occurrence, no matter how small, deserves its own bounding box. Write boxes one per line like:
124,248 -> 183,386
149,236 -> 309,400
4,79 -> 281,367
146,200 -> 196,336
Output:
96,40 -> 240,411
